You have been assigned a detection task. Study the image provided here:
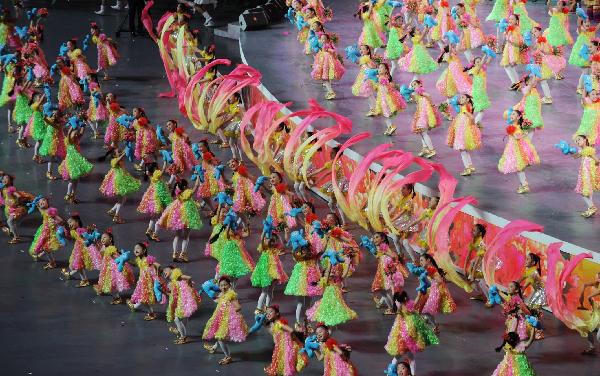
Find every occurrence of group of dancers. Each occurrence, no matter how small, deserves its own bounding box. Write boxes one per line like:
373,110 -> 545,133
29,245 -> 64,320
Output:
287,0 -> 600,217
0,1 -> 600,376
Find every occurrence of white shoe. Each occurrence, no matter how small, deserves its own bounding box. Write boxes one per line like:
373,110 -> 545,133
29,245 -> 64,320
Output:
111,2 -> 122,10
95,6 -> 106,15
204,18 -> 216,27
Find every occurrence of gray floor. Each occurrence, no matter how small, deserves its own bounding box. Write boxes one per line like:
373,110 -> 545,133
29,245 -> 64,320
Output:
1,2 -> 600,376
240,1 -> 600,251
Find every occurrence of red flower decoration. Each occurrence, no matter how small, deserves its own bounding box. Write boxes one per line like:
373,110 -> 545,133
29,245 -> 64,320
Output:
506,25 -> 515,32
330,227 -> 343,238
306,213 -> 319,224
426,265 -> 437,276
279,317 -> 288,325
562,7 -> 570,14
537,36 -> 546,43
174,127 -> 184,136
60,66 -> 71,75
109,102 -> 121,112
137,116 -> 149,127
324,338 -> 338,350
440,0 -> 449,7
506,125 -> 516,135
237,164 -> 248,177
202,151 -> 214,162
275,183 -> 287,194
592,54 -> 600,62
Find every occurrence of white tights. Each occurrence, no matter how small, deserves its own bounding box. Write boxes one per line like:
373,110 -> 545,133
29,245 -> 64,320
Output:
517,171 -> 528,186
464,49 -> 473,62
257,285 -> 273,310
147,218 -> 160,234
173,228 -> 191,254
323,80 -> 333,93
583,194 -> 595,208
504,66 -> 519,84
66,180 -> 79,196
420,131 -> 434,149
460,151 -> 473,169
218,340 -> 231,357
174,317 -> 187,337
294,181 -> 310,202
110,196 -> 126,215
540,80 -> 551,98
474,111 -> 484,124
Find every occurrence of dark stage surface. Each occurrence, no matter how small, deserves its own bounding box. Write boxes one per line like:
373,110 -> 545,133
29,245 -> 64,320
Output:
240,0 -> 600,252
1,2 -> 600,376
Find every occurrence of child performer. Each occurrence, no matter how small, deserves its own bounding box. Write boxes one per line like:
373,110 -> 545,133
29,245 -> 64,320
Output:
351,44 -> 378,115
261,305 -> 308,375
420,253 -> 456,333
284,242 -> 323,329
492,332 -> 536,376
512,75 -> 544,139
376,62 -> 407,136
446,94 -> 481,176
501,14 -> 525,88
56,58 -> 85,112
157,178 -> 203,262
573,89 -> 600,145
87,78 -> 108,139
229,158 -> 266,232
314,324 -> 358,376
520,253 -> 546,313
202,276 -> 249,365
531,26 -> 567,102
436,44 -> 472,101
59,123 -> 94,203
385,15 -> 408,76
266,172 -> 296,238
498,110 -> 540,194
465,223 -> 488,301
305,250 -> 358,327
39,109 -> 66,180
66,38 -> 93,80
370,232 -> 405,314
545,1 -> 573,48
385,291 -> 439,376
90,22 -> 120,80
466,54 -> 492,126
1,174 -> 30,244
456,2 -> 485,62
397,27 -> 438,81
137,163 -> 172,242
429,0 -> 456,49
311,32 -> 345,100
26,92 -> 47,163
572,135 -> 600,217
99,151 -> 141,223
28,198 -> 63,270
569,18 -> 597,93
127,243 -> 165,320
410,79 -> 441,158
61,214 -> 97,287
251,235 -> 288,314
164,265 -> 201,344
93,230 -> 135,304
132,108 -> 158,172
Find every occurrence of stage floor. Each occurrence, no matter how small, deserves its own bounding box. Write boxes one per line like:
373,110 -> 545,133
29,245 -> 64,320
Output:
1,2 -> 599,376
240,1 -> 600,251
